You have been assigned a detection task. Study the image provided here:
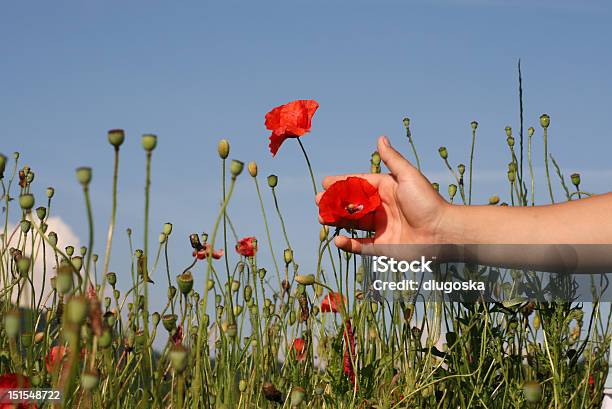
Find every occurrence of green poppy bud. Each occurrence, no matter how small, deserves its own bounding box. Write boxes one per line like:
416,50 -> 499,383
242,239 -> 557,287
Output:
507,170 -> 516,183
36,206 -> 47,221
438,147 -> 448,160
169,345 -> 189,373
508,162 -> 517,172
457,164 -> 465,176
207,279 -> 214,291
539,114 -> 550,129
141,134 -> 158,152
448,184 -> 457,200
233,305 -> 243,316
57,270 -> 73,294
505,126 -> 512,137
217,139 -> 230,159
230,160 -> 244,177
4,311 -> 20,338
488,195 -> 500,205
432,182 -> 439,192
66,246 -> 74,257
289,310 -> 296,325
71,256 -> 83,271
76,167 -> 92,187
47,231 -> 58,247
571,173 -> 581,187
0,153 -> 6,177
231,279 -> 240,293
258,268 -> 266,280
528,127 -> 535,137
158,232 -> 166,244
104,311 -> 117,327
248,161 -> 258,177
522,381 -> 542,403
17,257 -> 30,277
371,151 -> 381,166
470,121 -> 478,130
295,274 -> 315,286
239,380 -> 248,393
80,246 -> 87,256
267,174 -> 278,188
108,129 -> 125,148
66,296 -> 89,325
402,117 -> 410,129
134,249 -> 143,259
162,314 -> 177,332
106,272 -> 117,286
177,272 -> 194,295
163,222 -> 173,235
506,136 -> 515,147
225,323 -> 237,338
104,297 -> 111,309
244,285 -> 252,302
19,194 -> 35,210
319,226 -> 328,242
46,187 -> 55,199
21,332 -> 33,347
20,220 -> 31,234
284,248 -> 293,265
81,371 -> 99,391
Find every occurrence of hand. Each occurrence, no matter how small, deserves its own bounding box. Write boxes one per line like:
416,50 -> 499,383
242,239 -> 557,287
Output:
316,136 -> 450,254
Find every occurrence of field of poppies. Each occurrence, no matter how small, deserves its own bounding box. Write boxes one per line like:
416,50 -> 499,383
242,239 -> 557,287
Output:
0,95 -> 610,409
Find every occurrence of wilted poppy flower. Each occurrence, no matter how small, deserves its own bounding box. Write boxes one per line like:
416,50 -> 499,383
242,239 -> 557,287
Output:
265,99 -> 319,156
343,320 -> 356,386
0,374 -> 37,408
45,345 -> 67,373
321,292 -> 346,313
193,244 -> 224,260
292,338 -> 306,361
319,177 -> 381,225
172,324 -> 183,346
236,237 -> 257,257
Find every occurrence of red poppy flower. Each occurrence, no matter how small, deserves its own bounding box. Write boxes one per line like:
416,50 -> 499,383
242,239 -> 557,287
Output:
0,374 -> 37,409
193,244 -> 224,260
236,237 -> 257,257
172,325 -> 183,346
321,292 -> 346,313
265,99 -> 319,156
45,345 -> 67,373
318,177 -> 381,225
292,338 -> 306,361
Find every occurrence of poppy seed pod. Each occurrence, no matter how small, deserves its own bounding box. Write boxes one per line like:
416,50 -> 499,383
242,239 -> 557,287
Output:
571,173 -> 581,187
107,129 -> 125,148
21,332 -> 33,347
528,127 -> 535,137
505,126 -> 512,138
19,194 -> 35,210
231,279 -> 240,293
258,268 -> 266,280
65,246 -> 75,257
66,296 -> 89,325
141,134 -> 158,152
57,270 -> 73,294
225,323 -> 237,338
169,345 -> 189,373
106,272 -> 117,286
371,151 -> 381,166
438,147 -> 448,160
506,136 -> 515,147
248,161 -> 258,177
81,371 -> 99,391
508,162 -> 517,172
488,195 -> 500,205
522,381 -> 542,403
432,182 -> 440,192
17,257 -> 30,277
162,314 -> 178,332
217,139 -> 230,159
402,117 -> 410,129
284,248 -> 293,264
295,274 -> 315,286
163,222 -> 173,235
158,233 -> 166,244
470,121 -> 478,130
4,311 -> 20,338
230,160 -> 244,177
76,167 -> 92,187
46,187 -> 55,199
71,256 -> 83,271
457,164 -> 465,176
507,170 -> 516,183
177,271 -> 194,295
0,153 -> 6,177
539,114 -> 550,129
267,174 -> 278,188
239,380 -> 248,393
80,246 -> 87,256
20,220 -> 31,234
448,184 -> 457,200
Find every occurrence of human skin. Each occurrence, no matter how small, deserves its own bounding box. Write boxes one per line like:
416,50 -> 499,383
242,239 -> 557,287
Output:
316,136 -> 612,272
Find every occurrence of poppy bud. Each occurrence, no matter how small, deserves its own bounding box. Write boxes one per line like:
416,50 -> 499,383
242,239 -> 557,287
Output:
457,164 -> 465,176
370,164 -> 380,174
448,184 -> 457,200
80,246 -> 87,256
76,167 -> 92,187
177,272 -> 194,295
57,269 -> 73,294
507,170 -> 516,183
71,256 -> 83,271
522,381 -> 542,403
66,296 -> 89,325
225,323 -> 237,338
217,139 -> 230,159
371,151 -> 381,166
508,162 -> 517,172
290,386 -> 306,406
402,117 -> 410,129
36,206 -> 46,221
20,220 -> 31,234
17,257 -> 30,277
507,136 -> 515,147
432,182 -> 439,192
539,114 -> 550,129
46,187 -> 55,199
81,371 -> 99,391
470,121 -> 478,130
126,228 -> 132,236
528,127 -> 535,137
19,193 -> 35,210
207,279 -> 214,291
234,305 -> 243,316
98,329 -> 112,348
258,268 -> 266,280
505,126 -> 512,138
488,195 -> 500,205
571,173 -> 581,187
248,161 -> 258,177
319,226 -> 328,242
231,279 -> 240,293
0,153 -> 6,177
296,274 -> 315,286
104,297 -> 111,309
4,311 -> 20,338
284,248 -> 293,264
21,332 -> 33,347
438,147 -> 448,160
267,174 -> 278,188
107,272 -> 117,287
230,160 -> 244,177
162,314 -> 178,332
162,222 -> 172,236
239,380 -> 248,393
158,233 -> 166,244
141,134 -> 158,152
108,129 -> 125,148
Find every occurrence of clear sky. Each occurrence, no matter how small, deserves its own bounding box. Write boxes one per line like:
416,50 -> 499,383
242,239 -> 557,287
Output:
2,0 -> 612,312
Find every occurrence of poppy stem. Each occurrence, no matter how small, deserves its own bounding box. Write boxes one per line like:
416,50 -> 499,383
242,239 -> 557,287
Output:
296,138 -> 318,195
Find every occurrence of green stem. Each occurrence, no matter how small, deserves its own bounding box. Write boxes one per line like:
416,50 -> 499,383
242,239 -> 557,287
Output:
101,147 -> 120,294
543,128 -> 554,204
468,128 -> 476,205
297,138 -> 318,195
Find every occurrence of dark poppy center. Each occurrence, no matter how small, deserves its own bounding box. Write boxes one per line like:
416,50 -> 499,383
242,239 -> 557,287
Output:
345,203 -> 364,214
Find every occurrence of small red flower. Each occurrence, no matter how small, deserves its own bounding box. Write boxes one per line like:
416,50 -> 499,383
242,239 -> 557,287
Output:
589,373 -> 594,387
236,237 -> 257,257
321,292 -> 346,313
45,345 -> 67,373
0,374 -> 37,409
292,338 -> 306,361
172,325 -> 183,346
318,177 -> 381,226
265,99 -> 319,156
193,244 -> 224,260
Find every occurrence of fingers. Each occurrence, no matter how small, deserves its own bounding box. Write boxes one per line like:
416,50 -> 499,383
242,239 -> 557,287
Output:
377,136 -> 417,181
322,173 -> 382,190
334,236 -> 375,255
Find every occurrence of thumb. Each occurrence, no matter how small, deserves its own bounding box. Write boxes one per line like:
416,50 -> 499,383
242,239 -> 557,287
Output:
377,136 -> 416,180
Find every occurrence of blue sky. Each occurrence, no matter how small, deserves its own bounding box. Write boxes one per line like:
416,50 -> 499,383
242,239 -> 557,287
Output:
2,0 -> 612,312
